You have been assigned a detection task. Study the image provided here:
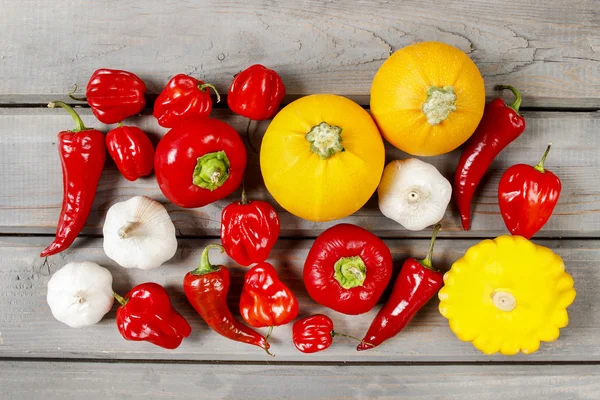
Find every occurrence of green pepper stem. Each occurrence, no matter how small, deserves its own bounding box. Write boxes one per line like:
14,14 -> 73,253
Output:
113,291 -> 127,306
332,331 -> 374,348
420,224 -> 442,271
192,244 -> 224,275
68,84 -> 87,102
48,101 -> 87,132
240,181 -> 249,205
198,82 -> 221,103
534,142 -> 553,173
496,85 -> 522,115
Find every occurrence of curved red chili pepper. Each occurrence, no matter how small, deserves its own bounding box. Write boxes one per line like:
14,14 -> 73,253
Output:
106,124 -> 154,181
228,64 -> 285,121
41,102 -> 106,257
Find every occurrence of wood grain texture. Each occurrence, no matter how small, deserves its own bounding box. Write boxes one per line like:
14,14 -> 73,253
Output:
1,108 -> 598,238
0,0 -> 599,107
3,361 -> 600,400
0,236 -> 594,362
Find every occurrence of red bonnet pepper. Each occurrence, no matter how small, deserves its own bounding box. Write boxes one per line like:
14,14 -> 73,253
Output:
228,64 -> 285,121
498,143 -> 561,239
114,282 -> 191,350
41,102 -> 106,257
153,74 -> 220,128
106,124 -> 154,181
292,314 -> 368,354
303,224 -> 393,315
454,85 -> 526,230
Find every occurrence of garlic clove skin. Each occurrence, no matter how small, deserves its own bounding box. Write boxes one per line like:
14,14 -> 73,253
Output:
378,158 -> 452,231
47,261 -> 114,328
103,196 -> 178,270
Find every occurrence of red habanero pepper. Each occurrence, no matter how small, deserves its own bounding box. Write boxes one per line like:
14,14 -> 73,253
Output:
154,118 -> 247,208
292,314 -> 368,354
153,74 -> 220,128
114,282 -> 191,350
106,124 -> 154,181
498,143 -> 561,239
41,102 -> 106,257
221,187 -> 280,267
82,69 -> 147,124
454,85 -> 526,230
358,225 -> 444,351
303,224 -> 393,315
183,245 -> 272,355
240,262 -> 298,337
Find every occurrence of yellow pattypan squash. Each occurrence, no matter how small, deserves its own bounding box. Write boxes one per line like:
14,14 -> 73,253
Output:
438,235 -> 576,355
370,41 -> 485,156
260,94 -> 385,222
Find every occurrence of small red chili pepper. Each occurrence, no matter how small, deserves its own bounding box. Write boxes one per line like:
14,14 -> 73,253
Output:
154,118 -> 247,208
239,262 -> 298,337
303,224 -> 393,315
221,187 -> 280,267
114,282 -> 191,350
183,245 -> 272,355
358,225 -> 444,351
78,69 -> 147,124
454,85 -> 526,230
498,143 -> 561,239
106,124 -> 154,181
153,74 -> 220,128
292,314 -> 368,354
41,102 -> 106,257
228,64 -> 285,121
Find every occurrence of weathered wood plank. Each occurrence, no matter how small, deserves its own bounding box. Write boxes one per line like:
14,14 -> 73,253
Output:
1,0 -> 599,107
1,109 -> 599,238
2,361 -> 599,400
0,236 -> 594,361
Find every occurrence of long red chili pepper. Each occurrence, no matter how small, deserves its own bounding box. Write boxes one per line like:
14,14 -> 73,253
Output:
41,102 -> 106,257
183,244 -> 272,355
358,224 -> 444,351
498,142 -> 562,239
106,124 -> 154,181
454,85 -> 526,230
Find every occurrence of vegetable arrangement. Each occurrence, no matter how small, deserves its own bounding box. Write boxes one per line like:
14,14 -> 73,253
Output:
43,43 -> 575,357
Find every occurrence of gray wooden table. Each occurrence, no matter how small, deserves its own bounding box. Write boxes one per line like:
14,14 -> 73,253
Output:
1,0 -> 599,398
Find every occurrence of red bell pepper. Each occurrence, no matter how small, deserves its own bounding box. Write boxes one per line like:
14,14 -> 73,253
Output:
228,64 -> 285,121
183,245 -> 271,355
498,143 -> 561,239
358,224 -> 444,351
41,102 -> 106,257
221,188 -> 280,266
106,124 -> 154,181
303,224 -> 393,315
240,262 -> 298,333
154,118 -> 247,208
114,282 -> 191,350
153,74 -> 220,128
83,69 -> 147,124
454,85 -> 526,230
292,314 -> 367,354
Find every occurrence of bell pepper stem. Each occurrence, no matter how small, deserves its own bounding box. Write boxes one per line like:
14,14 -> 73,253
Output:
193,151 -> 231,190
332,331 -> 374,348
48,101 -> 87,132
197,82 -> 221,103
496,85 -> 522,115
113,291 -> 127,306
534,142 -> 553,173
192,244 -> 224,275
68,84 -> 87,102
420,224 -> 442,271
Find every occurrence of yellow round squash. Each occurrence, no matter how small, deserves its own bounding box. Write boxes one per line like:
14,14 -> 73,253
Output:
260,94 -> 385,222
370,41 -> 486,156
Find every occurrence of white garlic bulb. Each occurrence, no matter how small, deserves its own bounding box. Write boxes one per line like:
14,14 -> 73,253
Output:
378,158 -> 452,231
103,196 -> 177,270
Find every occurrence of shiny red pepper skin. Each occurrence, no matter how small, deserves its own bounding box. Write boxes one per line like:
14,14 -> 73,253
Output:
240,262 -> 298,328
304,224 -> 393,315
153,74 -> 220,128
454,86 -> 526,230
228,64 -> 286,120
498,143 -> 561,239
358,225 -> 444,351
183,245 -> 270,353
41,102 -> 106,257
85,69 -> 147,124
221,190 -> 280,267
115,282 -> 191,350
154,118 -> 247,208
292,314 -> 335,353
106,125 -> 154,181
